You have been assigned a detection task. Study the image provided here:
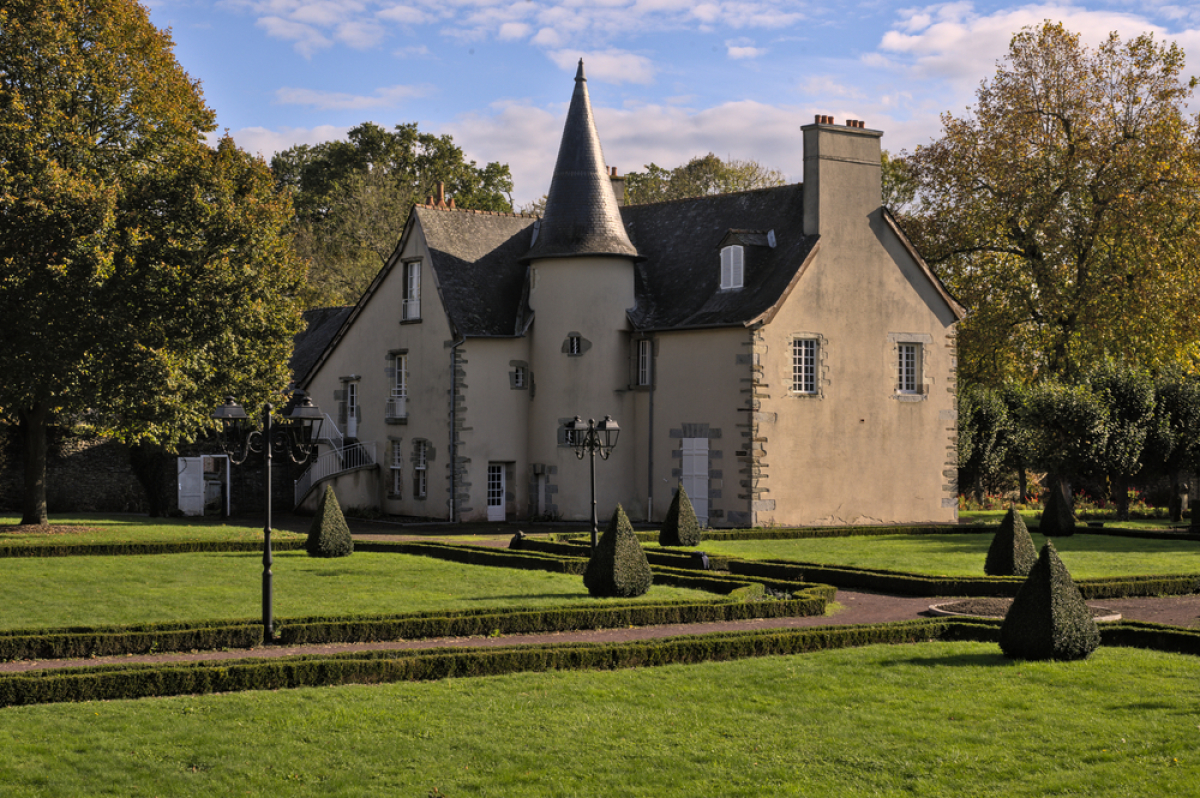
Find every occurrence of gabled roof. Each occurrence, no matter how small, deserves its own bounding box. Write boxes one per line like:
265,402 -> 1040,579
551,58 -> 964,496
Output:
291,305 -> 353,381
523,60 -> 639,263
417,206 -> 537,336
624,184 -> 819,330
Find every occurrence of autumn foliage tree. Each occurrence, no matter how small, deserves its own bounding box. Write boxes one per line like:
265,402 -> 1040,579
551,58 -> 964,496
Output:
0,0 -> 305,524
902,23 -> 1200,385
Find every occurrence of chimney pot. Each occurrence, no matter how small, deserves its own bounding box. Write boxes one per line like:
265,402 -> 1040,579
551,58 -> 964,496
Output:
449,198 -> 456,209
436,182 -> 446,207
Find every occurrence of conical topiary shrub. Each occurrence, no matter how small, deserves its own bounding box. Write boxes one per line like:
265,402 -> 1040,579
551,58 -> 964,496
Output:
1038,482 -> 1076,537
305,485 -> 353,558
584,504 -> 652,597
659,484 -> 701,547
999,541 -> 1099,661
984,508 -> 1038,576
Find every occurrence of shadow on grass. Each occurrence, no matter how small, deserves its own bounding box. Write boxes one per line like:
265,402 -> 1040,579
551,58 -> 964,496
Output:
461,592 -> 589,602
884,651 -> 1011,668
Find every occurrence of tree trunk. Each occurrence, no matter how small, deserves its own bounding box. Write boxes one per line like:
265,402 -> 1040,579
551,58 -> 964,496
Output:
1015,454 -> 1027,504
129,441 -> 176,517
18,402 -> 49,526
1113,474 -> 1130,521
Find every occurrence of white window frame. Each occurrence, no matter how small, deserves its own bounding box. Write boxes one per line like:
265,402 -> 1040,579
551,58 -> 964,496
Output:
513,366 -> 526,388
898,343 -> 921,394
413,440 -> 427,498
388,354 -> 408,419
792,338 -> 818,394
402,260 -> 421,320
720,245 -> 744,290
568,335 -> 582,356
390,440 -> 403,497
637,339 -> 652,386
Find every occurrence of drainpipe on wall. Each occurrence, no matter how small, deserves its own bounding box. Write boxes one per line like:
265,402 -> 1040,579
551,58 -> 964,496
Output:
647,342 -> 655,523
448,335 -> 465,523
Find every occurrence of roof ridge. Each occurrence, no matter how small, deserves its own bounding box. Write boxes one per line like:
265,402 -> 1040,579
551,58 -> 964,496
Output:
622,181 -> 800,210
416,204 -> 540,220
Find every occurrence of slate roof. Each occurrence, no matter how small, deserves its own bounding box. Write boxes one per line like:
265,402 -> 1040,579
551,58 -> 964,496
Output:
417,206 -> 537,336
522,60 -> 639,263
623,184 -> 819,330
291,306 -> 353,380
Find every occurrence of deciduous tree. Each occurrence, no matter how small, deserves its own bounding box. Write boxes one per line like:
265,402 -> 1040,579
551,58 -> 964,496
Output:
0,0 -> 305,524
272,122 -> 514,307
624,153 -> 786,205
902,23 -> 1200,385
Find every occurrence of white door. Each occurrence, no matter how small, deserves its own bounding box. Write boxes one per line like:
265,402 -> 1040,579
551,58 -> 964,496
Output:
346,382 -> 358,439
487,464 -> 506,522
177,457 -> 204,516
681,437 -> 709,527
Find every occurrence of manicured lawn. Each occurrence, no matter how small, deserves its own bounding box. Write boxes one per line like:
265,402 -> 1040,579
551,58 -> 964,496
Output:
0,551 -> 712,630
691,533 -> 1200,579
1,641 -> 1196,796
0,514 -> 305,545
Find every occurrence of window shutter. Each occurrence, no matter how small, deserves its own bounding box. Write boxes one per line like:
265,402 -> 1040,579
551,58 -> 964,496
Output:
731,246 -> 744,288
720,248 -> 732,289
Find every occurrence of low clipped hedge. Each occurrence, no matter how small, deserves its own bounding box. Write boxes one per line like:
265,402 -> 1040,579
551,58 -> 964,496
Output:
0,539 -> 307,558
0,619 -> 1000,707
0,621 -> 263,661
722,557 -> 1200,599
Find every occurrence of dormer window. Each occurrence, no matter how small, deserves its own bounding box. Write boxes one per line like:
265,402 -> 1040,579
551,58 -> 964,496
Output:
720,245 -> 744,290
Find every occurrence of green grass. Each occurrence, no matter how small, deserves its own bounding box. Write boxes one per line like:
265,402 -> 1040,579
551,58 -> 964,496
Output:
692,533 -> 1200,579
0,514 -> 305,545
0,551 -> 712,630
0,641 -> 1196,796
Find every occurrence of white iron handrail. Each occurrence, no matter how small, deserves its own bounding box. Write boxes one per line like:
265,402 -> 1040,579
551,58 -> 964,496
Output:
386,396 -> 407,420
294,441 -> 376,507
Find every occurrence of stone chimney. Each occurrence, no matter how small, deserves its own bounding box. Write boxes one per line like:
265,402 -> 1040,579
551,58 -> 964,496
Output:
801,115 -> 883,243
609,166 -> 626,207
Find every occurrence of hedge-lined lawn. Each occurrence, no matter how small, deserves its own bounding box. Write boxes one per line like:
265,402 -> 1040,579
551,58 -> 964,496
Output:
693,533 -> 1200,579
0,514 -> 305,546
0,551 -> 712,630
1,641 -> 1196,796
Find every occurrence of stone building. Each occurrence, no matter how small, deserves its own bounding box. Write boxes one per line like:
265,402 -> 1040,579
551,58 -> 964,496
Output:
297,62 -> 965,527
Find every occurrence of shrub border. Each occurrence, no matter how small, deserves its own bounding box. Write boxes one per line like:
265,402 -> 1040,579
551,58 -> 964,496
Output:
5,616 -> 1199,707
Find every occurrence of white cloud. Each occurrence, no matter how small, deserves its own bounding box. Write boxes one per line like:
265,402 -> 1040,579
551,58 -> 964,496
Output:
547,49 -> 656,84
376,4 -> 433,25
727,44 -> 766,59
274,84 -> 432,109
531,27 -> 566,47
498,22 -> 532,40
336,20 -> 385,48
224,124 -> 351,159
796,75 -> 861,98
255,15 -> 333,57
393,44 -> 432,58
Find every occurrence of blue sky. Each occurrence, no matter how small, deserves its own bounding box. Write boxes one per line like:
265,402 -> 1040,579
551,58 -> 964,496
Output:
147,1 -> 1200,206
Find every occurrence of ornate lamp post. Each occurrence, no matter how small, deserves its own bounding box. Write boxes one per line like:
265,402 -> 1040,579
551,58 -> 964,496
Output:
567,415 -> 620,548
212,391 -> 323,641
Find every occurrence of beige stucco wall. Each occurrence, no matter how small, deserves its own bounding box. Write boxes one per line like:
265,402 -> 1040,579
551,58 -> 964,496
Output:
645,328 -> 749,526
525,255 -> 640,522
301,222 -> 456,519
756,213 -> 959,526
454,336 -> 531,521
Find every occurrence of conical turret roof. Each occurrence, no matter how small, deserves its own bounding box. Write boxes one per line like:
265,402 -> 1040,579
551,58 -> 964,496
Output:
524,60 -> 640,262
